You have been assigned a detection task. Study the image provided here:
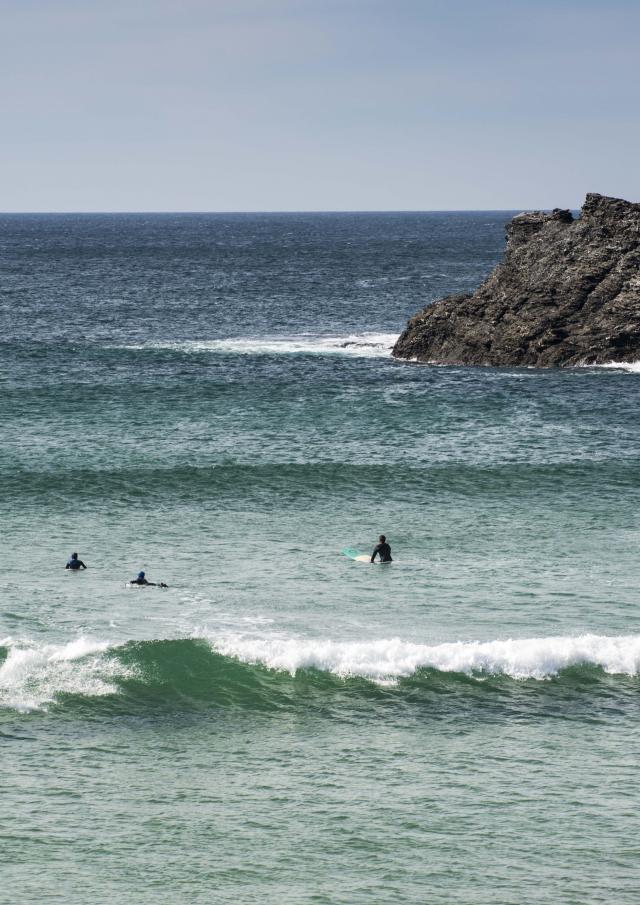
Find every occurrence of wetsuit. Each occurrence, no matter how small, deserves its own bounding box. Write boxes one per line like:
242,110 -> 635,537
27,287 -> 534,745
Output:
66,557 -> 86,570
129,577 -> 168,587
371,542 -> 392,563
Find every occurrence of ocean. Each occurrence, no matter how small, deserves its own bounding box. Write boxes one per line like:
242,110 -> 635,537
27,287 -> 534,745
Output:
1,212 -> 639,904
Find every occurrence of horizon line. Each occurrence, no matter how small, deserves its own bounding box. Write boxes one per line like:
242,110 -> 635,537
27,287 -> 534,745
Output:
0,207 -> 553,216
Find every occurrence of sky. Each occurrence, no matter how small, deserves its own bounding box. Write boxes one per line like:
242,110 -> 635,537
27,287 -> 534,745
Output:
1,0 -> 638,211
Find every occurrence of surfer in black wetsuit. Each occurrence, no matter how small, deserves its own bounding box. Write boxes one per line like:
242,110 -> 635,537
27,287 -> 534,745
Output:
129,570 -> 168,588
65,552 -> 87,570
371,535 -> 392,563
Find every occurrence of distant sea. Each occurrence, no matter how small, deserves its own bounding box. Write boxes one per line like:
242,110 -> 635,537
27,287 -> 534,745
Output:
2,212 -> 640,904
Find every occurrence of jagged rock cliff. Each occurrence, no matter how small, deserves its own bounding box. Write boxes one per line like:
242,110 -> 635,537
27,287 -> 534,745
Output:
392,193 -> 640,367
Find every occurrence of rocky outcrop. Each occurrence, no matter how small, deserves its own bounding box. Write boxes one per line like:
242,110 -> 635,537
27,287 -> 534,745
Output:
392,193 -> 640,367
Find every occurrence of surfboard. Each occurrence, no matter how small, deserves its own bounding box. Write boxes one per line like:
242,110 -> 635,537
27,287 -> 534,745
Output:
341,548 -> 371,563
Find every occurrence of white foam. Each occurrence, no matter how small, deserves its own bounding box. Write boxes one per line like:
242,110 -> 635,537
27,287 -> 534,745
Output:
207,632 -> 640,683
593,361 -> 640,373
118,333 -> 399,359
0,636 -> 124,712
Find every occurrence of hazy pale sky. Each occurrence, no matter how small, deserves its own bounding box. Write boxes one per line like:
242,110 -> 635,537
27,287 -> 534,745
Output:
1,0 -> 638,211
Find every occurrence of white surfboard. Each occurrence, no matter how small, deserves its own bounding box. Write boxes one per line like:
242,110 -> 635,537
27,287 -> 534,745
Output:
341,548 -> 371,563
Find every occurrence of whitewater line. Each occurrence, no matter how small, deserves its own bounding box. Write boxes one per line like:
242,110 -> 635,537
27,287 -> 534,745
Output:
207,631 -> 640,683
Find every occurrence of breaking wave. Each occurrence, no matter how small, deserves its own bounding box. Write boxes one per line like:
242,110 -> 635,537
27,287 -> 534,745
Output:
0,636 -> 126,713
2,632 -> 640,716
594,361 -> 640,373
117,332 -> 398,358
209,632 -> 640,683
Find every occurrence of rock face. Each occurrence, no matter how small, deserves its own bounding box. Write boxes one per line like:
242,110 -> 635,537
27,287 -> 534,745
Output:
392,193 -> 640,367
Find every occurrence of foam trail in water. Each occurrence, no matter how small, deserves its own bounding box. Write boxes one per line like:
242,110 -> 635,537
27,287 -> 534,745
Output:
208,632 -> 640,683
0,636 -> 124,712
118,333 -> 399,358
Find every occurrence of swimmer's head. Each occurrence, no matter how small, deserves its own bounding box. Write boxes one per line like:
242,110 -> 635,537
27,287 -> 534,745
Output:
138,571 -> 145,579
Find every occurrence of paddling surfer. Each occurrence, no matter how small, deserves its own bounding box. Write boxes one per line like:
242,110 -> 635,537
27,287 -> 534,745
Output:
129,570 -> 168,588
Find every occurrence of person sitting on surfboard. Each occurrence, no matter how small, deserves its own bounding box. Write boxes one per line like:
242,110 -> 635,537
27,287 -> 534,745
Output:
65,552 -> 87,570
371,535 -> 392,563
129,570 -> 168,588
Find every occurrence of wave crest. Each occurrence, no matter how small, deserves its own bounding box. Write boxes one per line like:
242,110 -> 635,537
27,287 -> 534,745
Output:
210,632 -> 640,683
2,632 -> 639,714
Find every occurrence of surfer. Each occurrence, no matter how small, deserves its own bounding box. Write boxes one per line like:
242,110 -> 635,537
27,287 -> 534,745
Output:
370,535 -> 392,563
65,552 -> 87,570
129,570 -> 168,588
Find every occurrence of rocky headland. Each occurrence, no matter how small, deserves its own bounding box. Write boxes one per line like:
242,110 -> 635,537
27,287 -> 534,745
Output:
392,193 -> 640,367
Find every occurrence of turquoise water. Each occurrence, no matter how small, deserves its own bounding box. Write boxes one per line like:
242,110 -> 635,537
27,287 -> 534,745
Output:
2,213 -> 640,903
